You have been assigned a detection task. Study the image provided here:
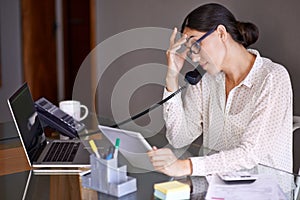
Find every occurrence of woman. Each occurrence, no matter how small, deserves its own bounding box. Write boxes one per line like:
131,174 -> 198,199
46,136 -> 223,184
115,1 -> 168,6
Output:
148,3 -> 293,186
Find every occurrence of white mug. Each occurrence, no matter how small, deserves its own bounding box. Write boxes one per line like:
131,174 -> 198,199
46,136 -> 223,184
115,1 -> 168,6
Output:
59,100 -> 88,121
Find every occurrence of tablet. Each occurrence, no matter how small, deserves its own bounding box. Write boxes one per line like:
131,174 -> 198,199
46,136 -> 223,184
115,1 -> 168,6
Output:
98,125 -> 154,171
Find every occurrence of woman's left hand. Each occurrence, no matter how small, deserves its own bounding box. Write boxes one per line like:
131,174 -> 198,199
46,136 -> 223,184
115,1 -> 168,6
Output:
147,146 -> 192,177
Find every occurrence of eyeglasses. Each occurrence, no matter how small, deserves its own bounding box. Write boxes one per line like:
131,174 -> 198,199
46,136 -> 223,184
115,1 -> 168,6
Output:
187,28 -> 216,56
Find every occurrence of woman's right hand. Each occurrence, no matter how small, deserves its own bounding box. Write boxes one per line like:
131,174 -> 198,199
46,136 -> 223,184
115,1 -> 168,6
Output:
165,27 -> 188,92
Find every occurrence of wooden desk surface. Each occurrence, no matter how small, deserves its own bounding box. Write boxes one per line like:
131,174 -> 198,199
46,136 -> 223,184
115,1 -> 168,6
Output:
0,140 -> 95,200
0,141 -> 30,176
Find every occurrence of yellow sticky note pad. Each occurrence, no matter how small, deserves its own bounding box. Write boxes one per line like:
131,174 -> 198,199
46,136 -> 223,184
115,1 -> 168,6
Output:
154,180 -> 190,194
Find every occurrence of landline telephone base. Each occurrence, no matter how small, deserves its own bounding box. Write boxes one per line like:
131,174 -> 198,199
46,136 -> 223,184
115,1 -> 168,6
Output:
35,97 -> 86,139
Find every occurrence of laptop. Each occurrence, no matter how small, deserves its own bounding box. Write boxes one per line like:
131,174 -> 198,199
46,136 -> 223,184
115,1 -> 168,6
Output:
7,83 -> 90,168
98,125 -> 154,171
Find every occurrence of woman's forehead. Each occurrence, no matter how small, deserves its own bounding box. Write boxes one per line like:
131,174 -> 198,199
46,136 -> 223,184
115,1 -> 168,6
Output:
183,27 -> 206,38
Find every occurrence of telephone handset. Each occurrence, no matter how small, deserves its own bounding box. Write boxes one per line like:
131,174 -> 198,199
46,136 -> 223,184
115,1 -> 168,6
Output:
184,65 -> 202,85
35,97 -> 86,139
111,66 -> 202,128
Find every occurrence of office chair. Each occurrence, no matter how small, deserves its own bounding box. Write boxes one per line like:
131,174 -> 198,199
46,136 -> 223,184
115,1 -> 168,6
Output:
293,116 -> 300,132
293,116 -> 300,200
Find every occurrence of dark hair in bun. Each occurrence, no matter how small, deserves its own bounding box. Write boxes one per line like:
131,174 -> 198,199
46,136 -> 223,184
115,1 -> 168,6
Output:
181,3 -> 259,47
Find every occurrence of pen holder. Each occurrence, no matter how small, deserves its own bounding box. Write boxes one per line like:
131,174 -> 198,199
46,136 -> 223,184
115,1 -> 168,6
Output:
81,154 -> 137,197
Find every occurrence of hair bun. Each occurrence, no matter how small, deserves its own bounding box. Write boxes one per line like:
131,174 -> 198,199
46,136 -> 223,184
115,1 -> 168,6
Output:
237,21 -> 259,47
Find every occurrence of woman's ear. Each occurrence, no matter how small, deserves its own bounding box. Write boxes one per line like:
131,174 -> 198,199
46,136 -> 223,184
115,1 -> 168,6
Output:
216,24 -> 228,42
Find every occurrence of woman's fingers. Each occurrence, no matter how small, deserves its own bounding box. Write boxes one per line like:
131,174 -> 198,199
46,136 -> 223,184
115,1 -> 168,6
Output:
168,27 -> 187,52
151,158 -> 176,171
169,27 -> 177,47
166,27 -> 188,73
148,148 -> 192,177
165,28 -> 188,91
148,148 -> 177,168
169,37 -> 187,53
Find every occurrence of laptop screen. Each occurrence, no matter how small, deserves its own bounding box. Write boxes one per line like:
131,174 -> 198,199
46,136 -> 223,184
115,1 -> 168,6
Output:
8,83 -> 46,163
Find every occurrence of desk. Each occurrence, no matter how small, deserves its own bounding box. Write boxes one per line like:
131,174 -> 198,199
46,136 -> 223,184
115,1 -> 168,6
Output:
0,166 -> 296,199
0,169 -> 210,200
0,120 -> 298,200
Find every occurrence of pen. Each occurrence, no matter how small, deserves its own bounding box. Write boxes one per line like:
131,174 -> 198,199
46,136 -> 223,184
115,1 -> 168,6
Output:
89,140 -> 100,159
114,138 -> 120,159
105,145 -> 115,160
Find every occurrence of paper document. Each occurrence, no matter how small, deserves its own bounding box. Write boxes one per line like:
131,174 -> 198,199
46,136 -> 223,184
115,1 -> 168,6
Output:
205,174 -> 287,200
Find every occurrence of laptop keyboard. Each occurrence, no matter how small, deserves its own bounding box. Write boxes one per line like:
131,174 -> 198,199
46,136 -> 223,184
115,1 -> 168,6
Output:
43,142 -> 80,162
